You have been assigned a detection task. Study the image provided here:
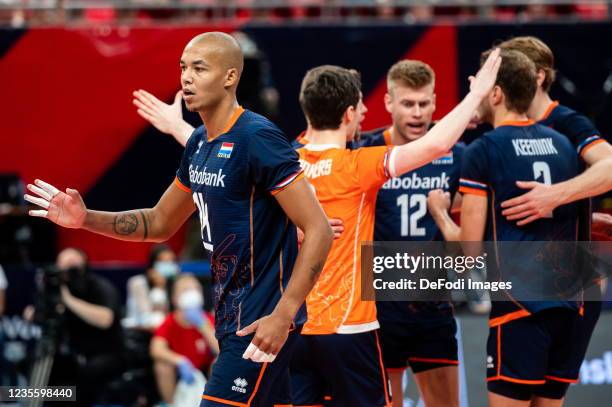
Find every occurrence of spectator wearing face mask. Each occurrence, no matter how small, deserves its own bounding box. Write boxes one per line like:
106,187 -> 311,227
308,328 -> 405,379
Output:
125,244 -> 179,328
150,273 -> 218,405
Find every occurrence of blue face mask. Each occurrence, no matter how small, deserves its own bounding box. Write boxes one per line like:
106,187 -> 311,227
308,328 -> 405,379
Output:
154,261 -> 179,278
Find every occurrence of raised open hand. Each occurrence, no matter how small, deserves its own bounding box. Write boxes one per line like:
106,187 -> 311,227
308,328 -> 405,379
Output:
24,179 -> 86,229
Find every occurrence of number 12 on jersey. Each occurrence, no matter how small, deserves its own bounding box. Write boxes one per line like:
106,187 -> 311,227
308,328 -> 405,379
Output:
397,193 -> 427,237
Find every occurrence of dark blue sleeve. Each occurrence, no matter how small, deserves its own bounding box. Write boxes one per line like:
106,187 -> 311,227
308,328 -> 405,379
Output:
556,109 -> 606,155
175,127 -> 202,190
459,138 -> 489,196
249,126 -> 303,193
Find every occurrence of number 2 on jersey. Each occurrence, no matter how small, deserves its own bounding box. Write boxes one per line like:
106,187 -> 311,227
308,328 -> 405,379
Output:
397,193 -> 427,237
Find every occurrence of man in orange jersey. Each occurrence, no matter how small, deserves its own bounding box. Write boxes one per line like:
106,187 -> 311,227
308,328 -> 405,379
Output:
291,52 -> 501,407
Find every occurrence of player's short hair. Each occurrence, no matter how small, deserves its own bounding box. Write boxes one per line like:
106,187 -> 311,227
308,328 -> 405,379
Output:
481,49 -> 537,114
387,60 -> 435,92
299,65 -> 361,130
496,36 -> 555,92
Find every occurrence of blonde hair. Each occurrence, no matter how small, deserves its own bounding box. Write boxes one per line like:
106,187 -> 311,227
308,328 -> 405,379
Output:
497,36 -> 555,92
387,60 -> 435,92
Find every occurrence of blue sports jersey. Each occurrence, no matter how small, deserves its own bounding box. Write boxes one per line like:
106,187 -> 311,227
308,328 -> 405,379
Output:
459,121 -> 580,322
539,101 -> 608,241
175,108 -> 306,338
358,128 -> 464,242
356,127 -> 463,323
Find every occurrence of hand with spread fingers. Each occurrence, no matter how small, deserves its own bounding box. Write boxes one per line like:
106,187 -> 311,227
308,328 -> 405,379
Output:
133,89 -> 194,147
24,179 -> 86,228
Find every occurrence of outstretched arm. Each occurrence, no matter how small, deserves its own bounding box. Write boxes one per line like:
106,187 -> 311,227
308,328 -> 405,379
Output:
390,48 -> 502,177
238,178 -> 333,362
133,89 -> 195,147
25,179 -> 195,242
501,142 -> 612,226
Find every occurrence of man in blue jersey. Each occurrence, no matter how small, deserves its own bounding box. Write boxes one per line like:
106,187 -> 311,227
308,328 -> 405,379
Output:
353,60 -> 463,407
24,32 -> 334,407
493,35 -> 612,404
494,37 -> 612,227
431,49 -> 582,406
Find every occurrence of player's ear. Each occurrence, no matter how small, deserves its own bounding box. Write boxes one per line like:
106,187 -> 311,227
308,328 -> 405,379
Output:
384,92 -> 393,114
345,105 -> 356,124
224,68 -> 239,88
491,86 -> 503,106
536,69 -> 546,89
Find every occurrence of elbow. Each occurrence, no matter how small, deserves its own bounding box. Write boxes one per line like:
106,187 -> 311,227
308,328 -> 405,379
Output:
320,220 -> 334,251
96,310 -> 114,330
435,140 -> 453,157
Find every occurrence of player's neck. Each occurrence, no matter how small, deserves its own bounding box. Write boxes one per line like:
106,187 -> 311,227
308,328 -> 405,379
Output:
492,109 -> 529,128
528,90 -> 554,121
199,97 -> 241,141
307,128 -> 346,148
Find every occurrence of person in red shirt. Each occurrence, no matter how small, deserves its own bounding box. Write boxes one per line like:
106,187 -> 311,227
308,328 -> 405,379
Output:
151,273 -> 218,404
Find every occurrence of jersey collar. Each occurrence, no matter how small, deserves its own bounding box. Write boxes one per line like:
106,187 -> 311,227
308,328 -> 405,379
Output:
207,105 -> 245,142
498,119 -> 536,127
539,100 -> 559,122
303,143 -> 343,151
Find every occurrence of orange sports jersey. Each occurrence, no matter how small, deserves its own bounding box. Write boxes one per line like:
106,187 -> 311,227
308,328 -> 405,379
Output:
298,143 -> 392,335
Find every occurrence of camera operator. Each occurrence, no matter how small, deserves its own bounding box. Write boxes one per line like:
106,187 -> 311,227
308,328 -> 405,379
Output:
47,247 -> 125,406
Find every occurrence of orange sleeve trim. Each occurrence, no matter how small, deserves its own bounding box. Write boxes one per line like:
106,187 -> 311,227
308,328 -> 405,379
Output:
487,375 -> 545,385
202,395 -> 246,406
579,305 -> 585,316
270,172 -> 304,196
408,357 -> 459,365
459,186 -> 488,197
174,176 -> 191,193
545,375 -> 579,384
580,138 -> 606,158
324,395 -> 332,401
489,309 -> 531,327
247,362 -> 269,406
539,100 -> 559,121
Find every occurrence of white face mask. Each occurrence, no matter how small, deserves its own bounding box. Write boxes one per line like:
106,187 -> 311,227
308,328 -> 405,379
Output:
154,261 -> 179,278
178,289 -> 204,310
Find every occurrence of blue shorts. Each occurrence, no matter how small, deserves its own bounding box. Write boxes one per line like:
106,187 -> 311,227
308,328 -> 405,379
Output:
487,308 -> 580,392
291,331 -> 390,407
201,328 -> 300,406
378,317 -> 458,373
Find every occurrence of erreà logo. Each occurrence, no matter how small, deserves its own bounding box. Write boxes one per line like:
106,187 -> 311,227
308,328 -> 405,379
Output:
218,142 -> 234,158
232,377 -> 248,393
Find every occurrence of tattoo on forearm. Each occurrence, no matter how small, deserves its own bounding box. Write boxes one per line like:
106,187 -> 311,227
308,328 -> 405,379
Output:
113,213 -> 139,236
139,210 -> 148,241
309,261 -> 325,282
